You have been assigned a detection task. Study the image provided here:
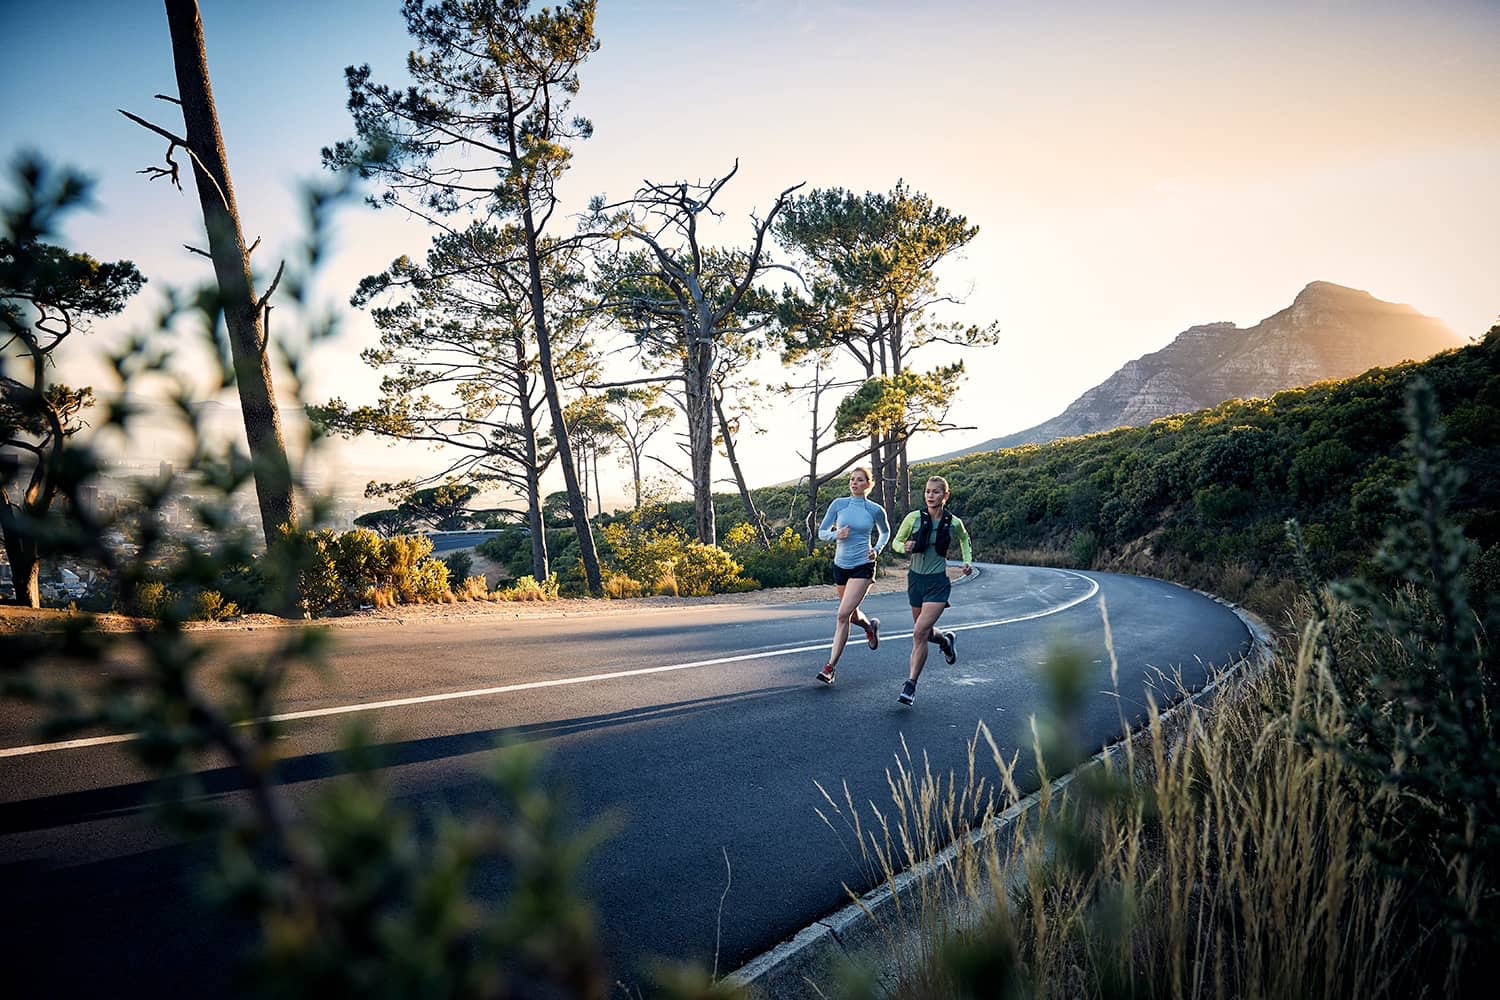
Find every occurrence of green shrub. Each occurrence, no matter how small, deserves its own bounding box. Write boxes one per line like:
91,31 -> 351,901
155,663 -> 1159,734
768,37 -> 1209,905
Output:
601,519 -> 684,591
270,528 -> 454,615
477,528 -> 533,577
454,574 -> 490,601
1193,483 -> 1252,524
192,589 -> 240,621
497,574 -> 561,602
444,549 -> 473,581
723,524 -> 839,588
131,580 -> 169,618
602,571 -> 643,599
1068,529 -> 1099,569
673,542 -> 753,596
399,552 -> 450,604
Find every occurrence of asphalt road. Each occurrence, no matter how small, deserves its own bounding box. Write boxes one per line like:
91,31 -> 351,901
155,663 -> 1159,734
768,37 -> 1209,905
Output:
0,564 -> 1251,997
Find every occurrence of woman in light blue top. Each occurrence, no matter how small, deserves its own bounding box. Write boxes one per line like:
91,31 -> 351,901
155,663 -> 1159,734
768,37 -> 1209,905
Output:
813,467 -> 891,685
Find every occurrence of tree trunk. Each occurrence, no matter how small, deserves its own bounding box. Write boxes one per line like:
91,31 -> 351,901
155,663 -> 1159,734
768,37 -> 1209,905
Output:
592,445 -> 603,518
517,203 -> 601,594
715,393 -> 769,550
630,450 -> 642,512
525,475 -> 549,581
804,380 -> 823,555
899,443 -> 911,514
684,337 -> 716,546
509,333 -> 549,580
164,0 -> 295,549
0,368 -> 62,608
870,431 -> 888,512
0,514 -> 40,607
879,435 -> 901,532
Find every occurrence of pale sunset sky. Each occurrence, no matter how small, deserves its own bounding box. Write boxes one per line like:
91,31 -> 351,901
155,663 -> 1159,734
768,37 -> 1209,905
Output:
4,0 -> 1498,508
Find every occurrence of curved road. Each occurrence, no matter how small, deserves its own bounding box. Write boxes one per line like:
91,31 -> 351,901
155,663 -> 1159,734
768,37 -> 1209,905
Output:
0,564 -> 1251,996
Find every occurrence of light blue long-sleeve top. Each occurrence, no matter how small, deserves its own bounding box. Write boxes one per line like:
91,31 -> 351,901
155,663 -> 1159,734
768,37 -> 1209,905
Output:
817,496 -> 892,569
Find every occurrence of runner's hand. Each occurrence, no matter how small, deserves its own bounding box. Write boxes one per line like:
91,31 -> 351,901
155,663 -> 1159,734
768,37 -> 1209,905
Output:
836,525 -> 851,540
868,547 -> 877,562
903,540 -> 915,553
962,563 -> 973,576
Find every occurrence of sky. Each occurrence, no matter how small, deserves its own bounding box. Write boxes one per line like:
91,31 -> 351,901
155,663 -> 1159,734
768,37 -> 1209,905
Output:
4,0 -> 1498,510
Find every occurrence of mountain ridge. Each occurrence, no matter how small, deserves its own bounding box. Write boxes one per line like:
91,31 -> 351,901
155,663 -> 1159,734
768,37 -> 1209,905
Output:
931,281 -> 1462,459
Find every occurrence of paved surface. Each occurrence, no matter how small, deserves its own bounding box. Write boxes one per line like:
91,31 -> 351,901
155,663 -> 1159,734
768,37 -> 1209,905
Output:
0,565 -> 1251,997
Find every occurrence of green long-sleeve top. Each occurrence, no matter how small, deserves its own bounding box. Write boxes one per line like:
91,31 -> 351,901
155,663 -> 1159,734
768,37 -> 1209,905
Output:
893,509 -> 972,576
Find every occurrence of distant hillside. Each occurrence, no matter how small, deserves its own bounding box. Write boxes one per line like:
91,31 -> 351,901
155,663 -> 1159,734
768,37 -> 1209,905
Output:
935,281 -> 1462,459
919,326 -> 1500,618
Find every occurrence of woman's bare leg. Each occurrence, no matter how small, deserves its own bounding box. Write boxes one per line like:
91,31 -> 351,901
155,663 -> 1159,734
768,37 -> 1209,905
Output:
829,576 -> 873,667
908,602 -> 947,682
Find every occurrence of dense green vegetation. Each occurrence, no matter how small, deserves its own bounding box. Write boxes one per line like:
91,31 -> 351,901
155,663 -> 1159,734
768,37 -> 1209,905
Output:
670,330 -> 1483,618
921,330 -> 1499,614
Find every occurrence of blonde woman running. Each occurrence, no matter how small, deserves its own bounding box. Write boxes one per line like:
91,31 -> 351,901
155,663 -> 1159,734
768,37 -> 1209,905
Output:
890,475 -> 972,705
814,467 -> 891,685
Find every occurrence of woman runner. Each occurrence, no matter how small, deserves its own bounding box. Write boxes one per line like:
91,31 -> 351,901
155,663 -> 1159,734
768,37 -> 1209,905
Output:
814,467 -> 891,685
890,475 -> 973,705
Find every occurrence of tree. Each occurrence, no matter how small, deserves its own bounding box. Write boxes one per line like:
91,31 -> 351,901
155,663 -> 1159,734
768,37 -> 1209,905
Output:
563,394 -> 621,518
711,331 -> 773,550
395,481 -> 480,531
312,223 -> 596,582
604,386 -> 673,513
352,508 -> 416,538
776,181 -> 997,523
594,162 -> 802,544
778,356 -> 869,553
835,366 -> 969,460
0,167 -> 145,606
121,0 -> 297,547
325,0 -> 606,594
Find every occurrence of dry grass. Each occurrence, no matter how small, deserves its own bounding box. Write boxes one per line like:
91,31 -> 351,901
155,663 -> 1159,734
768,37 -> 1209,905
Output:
453,574 -> 492,601
827,603 -> 1418,999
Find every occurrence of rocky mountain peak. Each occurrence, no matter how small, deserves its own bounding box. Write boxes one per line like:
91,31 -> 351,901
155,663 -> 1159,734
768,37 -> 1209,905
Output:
1292,280 -> 1375,307
931,282 -> 1463,460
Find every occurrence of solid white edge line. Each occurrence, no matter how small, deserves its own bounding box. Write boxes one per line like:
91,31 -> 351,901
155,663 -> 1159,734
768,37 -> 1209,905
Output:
2,568 -> 1101,759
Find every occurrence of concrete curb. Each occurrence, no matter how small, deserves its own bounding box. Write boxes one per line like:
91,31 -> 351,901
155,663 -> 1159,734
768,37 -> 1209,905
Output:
727,577 -> 1275,998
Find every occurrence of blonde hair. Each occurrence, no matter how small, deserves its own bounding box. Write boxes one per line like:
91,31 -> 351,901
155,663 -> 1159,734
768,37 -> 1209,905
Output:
926,475 -> 950,495
849,466 -> 872,483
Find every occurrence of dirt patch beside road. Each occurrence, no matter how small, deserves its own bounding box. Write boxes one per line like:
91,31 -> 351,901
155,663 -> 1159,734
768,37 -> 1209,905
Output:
0,564 -> 973,633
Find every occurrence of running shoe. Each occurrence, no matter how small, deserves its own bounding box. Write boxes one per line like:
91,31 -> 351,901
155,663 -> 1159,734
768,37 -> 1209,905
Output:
940,630 -> 957,665
864,617 -> 881,650
897,679 -> 917,705
816,663 -> 836,685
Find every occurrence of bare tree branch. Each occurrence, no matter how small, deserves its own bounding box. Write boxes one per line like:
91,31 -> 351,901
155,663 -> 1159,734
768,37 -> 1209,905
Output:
255,259 -> 286,315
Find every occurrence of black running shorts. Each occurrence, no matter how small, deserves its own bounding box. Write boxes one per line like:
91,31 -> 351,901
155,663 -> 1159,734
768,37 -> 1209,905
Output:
833,561 -> 875,585
906,569 -> 951,608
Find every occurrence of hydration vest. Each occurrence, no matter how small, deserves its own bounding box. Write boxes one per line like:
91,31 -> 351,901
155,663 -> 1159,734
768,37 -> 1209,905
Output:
911,509 -> 953,558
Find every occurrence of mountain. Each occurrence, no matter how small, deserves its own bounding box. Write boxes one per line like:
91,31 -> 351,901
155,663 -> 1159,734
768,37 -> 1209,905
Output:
937,281 -> 1463,457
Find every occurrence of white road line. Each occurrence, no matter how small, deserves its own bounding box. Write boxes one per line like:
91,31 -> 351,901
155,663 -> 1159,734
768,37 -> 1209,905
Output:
1,570 -> 1100,759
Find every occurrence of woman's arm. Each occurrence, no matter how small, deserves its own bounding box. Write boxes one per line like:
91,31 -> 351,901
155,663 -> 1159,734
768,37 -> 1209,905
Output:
872,504 -> 891,556
892,510 -> 919,552
817,498 -> 844,541
952,516 -> 974,566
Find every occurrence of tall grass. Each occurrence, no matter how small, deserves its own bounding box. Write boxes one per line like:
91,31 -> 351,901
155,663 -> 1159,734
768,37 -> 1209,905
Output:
823,614 -> 1416,1000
